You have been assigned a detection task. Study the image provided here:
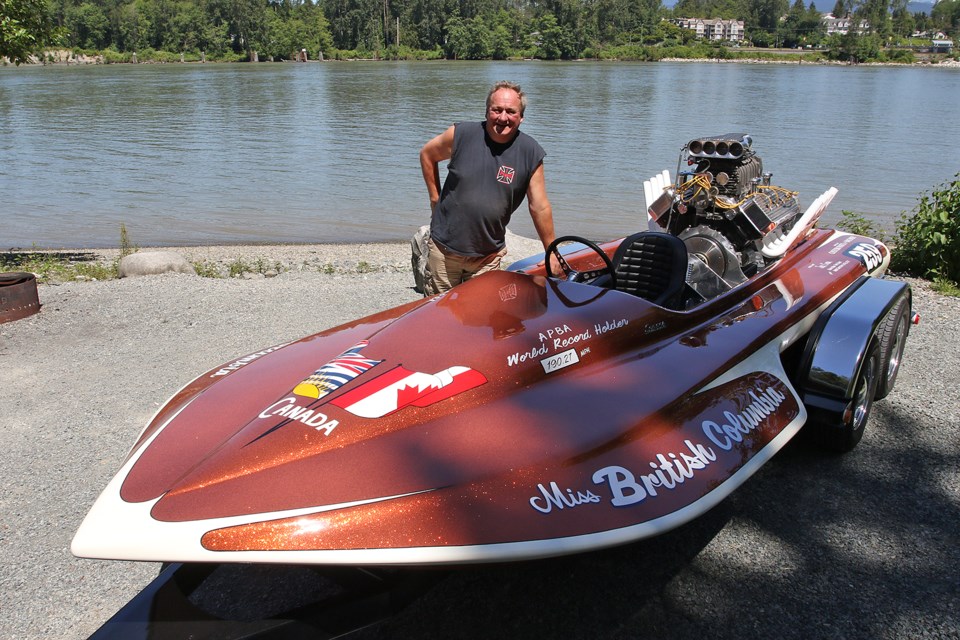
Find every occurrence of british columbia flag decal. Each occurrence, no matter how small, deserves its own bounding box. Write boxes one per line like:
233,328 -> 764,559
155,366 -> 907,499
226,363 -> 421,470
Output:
293,341 -> 383,399
331,365 -> 487,418
496,165 -> 516,185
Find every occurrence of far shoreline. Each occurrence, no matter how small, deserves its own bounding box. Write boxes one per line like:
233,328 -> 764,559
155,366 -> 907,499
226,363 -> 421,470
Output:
6,50 -> 959,69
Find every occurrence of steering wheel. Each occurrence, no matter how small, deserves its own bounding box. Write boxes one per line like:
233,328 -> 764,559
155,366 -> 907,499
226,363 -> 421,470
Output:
545,236 -> 617,290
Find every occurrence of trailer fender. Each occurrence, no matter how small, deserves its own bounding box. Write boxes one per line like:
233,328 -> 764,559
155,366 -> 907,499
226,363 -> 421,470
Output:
796,276 -> 912,451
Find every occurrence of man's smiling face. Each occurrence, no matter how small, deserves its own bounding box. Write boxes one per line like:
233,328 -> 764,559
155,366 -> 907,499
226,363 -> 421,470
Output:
485,88 -> 524,144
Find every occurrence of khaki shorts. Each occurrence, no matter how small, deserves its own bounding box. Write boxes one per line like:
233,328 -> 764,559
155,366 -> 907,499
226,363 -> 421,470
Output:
423,237 -> 508,296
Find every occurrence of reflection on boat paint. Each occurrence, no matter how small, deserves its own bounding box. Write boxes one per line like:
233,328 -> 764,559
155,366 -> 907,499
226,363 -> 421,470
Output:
701,386 -> 789,451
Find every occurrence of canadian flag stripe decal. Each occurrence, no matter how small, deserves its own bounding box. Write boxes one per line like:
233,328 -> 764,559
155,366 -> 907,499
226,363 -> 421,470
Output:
330,365 -> 487,418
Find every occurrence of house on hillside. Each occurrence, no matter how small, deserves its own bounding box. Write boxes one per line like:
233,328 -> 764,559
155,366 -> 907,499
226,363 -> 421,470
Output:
674,18 -> 746,42
821,13 -> 870,35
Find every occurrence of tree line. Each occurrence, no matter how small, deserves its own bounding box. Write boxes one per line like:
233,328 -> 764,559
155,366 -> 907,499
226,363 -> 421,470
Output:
2,0 -> 958,64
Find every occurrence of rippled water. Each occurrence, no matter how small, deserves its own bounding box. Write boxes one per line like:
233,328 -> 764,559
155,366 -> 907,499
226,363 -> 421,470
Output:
2,61 -> 958,248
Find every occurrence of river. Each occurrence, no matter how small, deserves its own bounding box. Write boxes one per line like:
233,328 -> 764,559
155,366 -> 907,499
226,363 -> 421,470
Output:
2,60 -> 958,248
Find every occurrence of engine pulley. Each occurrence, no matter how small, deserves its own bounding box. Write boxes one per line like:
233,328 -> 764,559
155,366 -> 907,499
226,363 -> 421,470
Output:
679,225 -> 748,286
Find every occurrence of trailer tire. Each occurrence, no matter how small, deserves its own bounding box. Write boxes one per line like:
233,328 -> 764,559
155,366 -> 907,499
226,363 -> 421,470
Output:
809,340 -> 881,453
875,296 -> 909,400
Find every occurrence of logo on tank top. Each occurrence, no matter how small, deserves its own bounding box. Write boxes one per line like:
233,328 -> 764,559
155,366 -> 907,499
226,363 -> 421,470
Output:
496,165 -> 516,185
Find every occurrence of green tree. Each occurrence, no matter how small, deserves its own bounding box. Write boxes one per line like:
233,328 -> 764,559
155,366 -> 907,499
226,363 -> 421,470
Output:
890,4 -> 913,42
912,10 -> 929,33
672,0 -> 708,16
66,2 -> 111,49
743,0 -> 790,34
541,0 -> 592,52
404,0 -> 455,49
205,0 -> 267,58
257,4 -> 331,60
166,1 -> 203,51
536,11 -> 577,58
839,30 -> 881,60
779,0 -> 826,46
110,0 -> 139,50
674,0 -> 742,20
261,8 -> 287,58
490,22 -> 511,58
322,0 -> 386,51
492,7 -> 526,52
307,9 -> 334,56
445,14 -> 491,58
931,0 -> 959,33
596,0 -> 630,42
1,0 -> 55,62
653,18 -> 686,45
855,0 -> 891,37
806,2 -> 828,44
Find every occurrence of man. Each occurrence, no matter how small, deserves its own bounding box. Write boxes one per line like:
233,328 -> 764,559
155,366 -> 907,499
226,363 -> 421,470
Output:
419,81 -> 557,295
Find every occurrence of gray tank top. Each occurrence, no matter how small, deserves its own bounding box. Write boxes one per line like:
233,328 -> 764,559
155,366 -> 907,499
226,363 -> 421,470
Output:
431,121 -> 546,257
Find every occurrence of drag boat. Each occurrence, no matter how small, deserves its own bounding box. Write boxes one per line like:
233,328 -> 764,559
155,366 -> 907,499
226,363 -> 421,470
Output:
73,135 -> 914,634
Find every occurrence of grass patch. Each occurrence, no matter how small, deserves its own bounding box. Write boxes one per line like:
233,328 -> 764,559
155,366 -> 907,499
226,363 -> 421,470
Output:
192,260 -> 224,278
119,223 -> 137,258
931,277 -> 960,297
224,257 -> 284,278
311,261 -> 386,275
227,258 -> 254,278
1,249 -> 118,283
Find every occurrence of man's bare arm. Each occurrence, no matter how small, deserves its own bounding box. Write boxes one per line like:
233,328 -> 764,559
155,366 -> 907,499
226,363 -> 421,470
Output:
527,163 -> 556,250
420,125 -> 455,212
526,163 -> 562,274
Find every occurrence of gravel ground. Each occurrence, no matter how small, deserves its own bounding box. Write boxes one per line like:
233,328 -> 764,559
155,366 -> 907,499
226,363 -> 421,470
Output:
1,241 -> 958,640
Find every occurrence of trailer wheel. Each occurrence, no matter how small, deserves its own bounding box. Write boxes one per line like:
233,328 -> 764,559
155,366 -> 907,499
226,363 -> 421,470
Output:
810,340 -> 881,453
875,296 -> 909,400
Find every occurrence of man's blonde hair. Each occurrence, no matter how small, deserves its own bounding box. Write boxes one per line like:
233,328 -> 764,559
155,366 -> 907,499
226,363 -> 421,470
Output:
486,81 -> 527,116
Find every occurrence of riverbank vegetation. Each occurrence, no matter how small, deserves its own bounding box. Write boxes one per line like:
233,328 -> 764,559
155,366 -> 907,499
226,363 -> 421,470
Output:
837,174 -> 960,294
889,173 -> 960,293
2,0 -> 959,65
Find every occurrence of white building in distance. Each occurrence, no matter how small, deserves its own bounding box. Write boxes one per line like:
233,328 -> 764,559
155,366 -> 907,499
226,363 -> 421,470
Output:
674,18 -> 746,42
821,14 -> 870,35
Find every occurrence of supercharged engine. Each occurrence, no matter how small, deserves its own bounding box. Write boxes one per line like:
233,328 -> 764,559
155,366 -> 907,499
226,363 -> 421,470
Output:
649,134 -> 802,299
